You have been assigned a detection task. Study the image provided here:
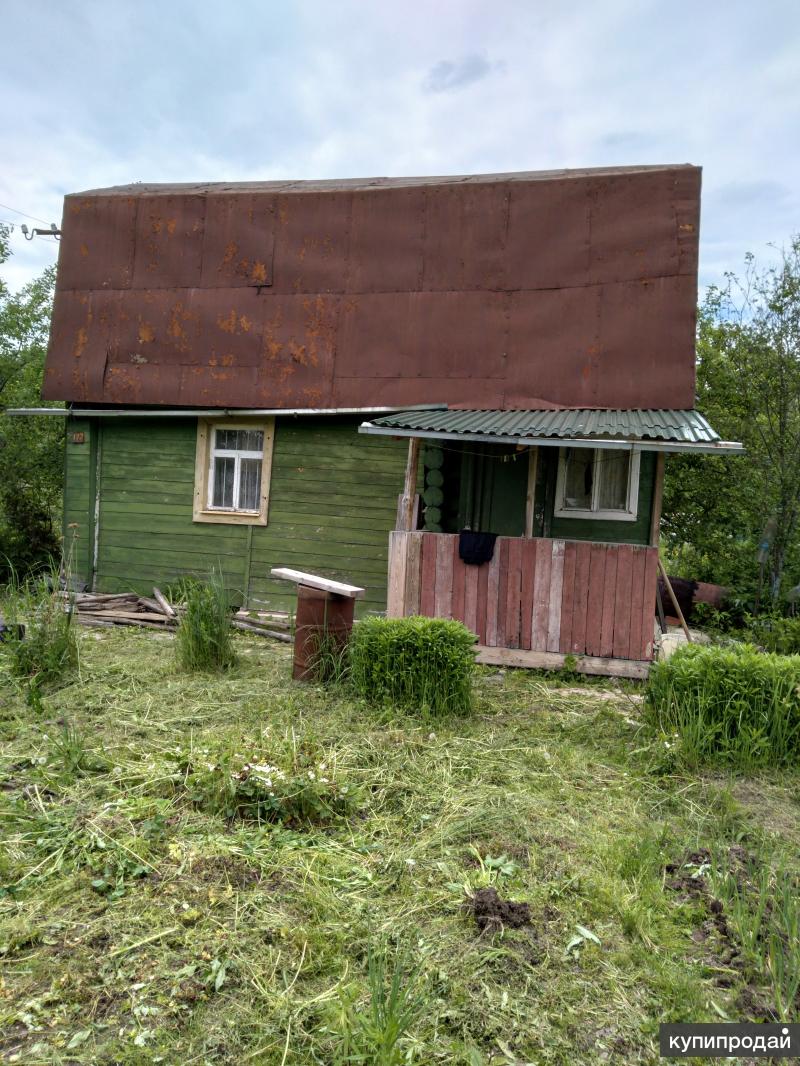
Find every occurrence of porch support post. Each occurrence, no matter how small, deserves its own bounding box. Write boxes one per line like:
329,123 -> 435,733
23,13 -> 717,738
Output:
399,436 -> 421,532
525,446 -> 538,537
649,452 -> 665,547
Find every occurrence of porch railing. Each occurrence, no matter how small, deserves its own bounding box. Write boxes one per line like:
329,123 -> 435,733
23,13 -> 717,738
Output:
387,531 -> 658,662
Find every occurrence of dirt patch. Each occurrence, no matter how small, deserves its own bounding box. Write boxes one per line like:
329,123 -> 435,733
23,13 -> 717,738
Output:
471,887 -> 531,932
189,855 -> 262,888
664,848 -> 776,1021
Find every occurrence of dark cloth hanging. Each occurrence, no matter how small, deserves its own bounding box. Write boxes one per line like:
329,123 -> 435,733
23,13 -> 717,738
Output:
458,530 -> 497,566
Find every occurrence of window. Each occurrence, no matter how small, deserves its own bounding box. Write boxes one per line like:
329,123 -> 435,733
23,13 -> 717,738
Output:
554,446 -> 640,521
193,419 -> 274,525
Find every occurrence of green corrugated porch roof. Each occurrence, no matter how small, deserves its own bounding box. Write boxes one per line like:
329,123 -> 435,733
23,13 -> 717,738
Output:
359,408 -> 743,454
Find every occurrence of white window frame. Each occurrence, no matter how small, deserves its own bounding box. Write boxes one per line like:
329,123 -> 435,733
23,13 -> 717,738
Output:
193,418 -> 275,525
554,446 -> 640,522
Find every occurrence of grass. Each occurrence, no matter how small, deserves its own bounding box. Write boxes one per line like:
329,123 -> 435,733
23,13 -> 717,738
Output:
1,627 -> 799,1063
176,569 -> 236,673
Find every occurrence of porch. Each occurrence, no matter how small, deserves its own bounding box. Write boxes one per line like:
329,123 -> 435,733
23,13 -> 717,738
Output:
387,531 -> 658,679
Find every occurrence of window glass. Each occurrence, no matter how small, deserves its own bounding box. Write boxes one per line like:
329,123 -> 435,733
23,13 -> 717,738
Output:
212,456 -> 235,508
563,449 -> 593,509
239,458 -> 262,510
597,451 -> 630,511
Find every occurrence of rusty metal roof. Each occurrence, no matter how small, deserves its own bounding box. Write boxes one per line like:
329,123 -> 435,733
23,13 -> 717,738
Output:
360,409 -> 743,453
43,165 -> 701,411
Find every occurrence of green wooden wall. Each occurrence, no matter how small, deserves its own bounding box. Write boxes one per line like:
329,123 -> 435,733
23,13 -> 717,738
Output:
64,416 -> 409,614
63,418 -> 97,586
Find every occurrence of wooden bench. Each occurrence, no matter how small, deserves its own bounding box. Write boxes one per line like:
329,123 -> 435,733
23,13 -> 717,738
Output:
270,568 -> 365,680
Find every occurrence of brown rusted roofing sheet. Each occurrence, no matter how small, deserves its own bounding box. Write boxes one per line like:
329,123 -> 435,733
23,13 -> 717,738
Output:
43,165 -> 701,410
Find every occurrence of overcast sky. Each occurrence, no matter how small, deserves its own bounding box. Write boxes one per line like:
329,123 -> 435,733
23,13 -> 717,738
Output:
2,0 -> 798,294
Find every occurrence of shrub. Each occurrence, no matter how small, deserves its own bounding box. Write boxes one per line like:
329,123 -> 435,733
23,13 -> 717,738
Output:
645,643 -> 800,768
180,746 -> 358,825
748,614 -> 800,655
3,574 -> 78,700
349,616 -> 476,717
176,570 -> 235,672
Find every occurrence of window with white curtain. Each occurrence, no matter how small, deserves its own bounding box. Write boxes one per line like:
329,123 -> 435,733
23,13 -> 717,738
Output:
554,447 -> 640,521
193,419 -> 274,525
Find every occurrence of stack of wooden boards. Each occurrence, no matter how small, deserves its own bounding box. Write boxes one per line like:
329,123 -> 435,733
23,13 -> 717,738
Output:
59,589 -> 292,643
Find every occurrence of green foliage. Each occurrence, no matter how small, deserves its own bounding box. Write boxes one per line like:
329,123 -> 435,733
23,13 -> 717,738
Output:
0,223 -> 61,581
349,615 -> 476,717
175,570 -> 235,672
3,573 -> 78,699
646,643 -> 800,768
179,743 -> 359,825
663,238 -> 800,603
748,614 -> 800,655
711,856 -> 800,1022
335,941 -> 425,1066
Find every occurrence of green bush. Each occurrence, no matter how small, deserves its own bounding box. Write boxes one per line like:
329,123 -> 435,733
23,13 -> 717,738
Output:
349,616 -> 476,717
3,575 -> 78,700
176,570 -> 235,672
748,614 -> 800,655
645,643 -> 800,768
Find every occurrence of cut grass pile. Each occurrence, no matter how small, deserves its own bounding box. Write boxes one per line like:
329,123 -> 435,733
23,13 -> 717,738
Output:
1,628 -> 799,1063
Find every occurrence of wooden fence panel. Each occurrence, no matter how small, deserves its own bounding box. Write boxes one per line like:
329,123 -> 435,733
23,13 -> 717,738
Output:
389,532 -> 658,661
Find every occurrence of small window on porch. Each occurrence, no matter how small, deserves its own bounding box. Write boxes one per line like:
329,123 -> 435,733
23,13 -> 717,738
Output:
193,419 -> 275,525
554,447 -> 640,522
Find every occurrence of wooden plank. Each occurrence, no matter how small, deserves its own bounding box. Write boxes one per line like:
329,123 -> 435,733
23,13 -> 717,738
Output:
152,587 -> 176,618
546,540 -> 565,652
628,548 -> 647,665
520,538 -> 537,650
598,545 -> 619,658
232,620 -> 292,642
475,645 -> 651,680
476,561 -> 489,645
386,532 -> 406,618
558,540 -> 577,654
404,531 -> 423,616
451,538 -> 466,625
494,539 -> 509,648
464,562 -> 479,636
612,544 -> 634,658
531,538 -> 553,651
585,544 -> 607,657
419,533 -> 437,616
570,541 -> 592,655
485,539 -> 503,647
399,437 -> 421,531
270,567 -> 365,598
650,452 -> 665,547
505,538 -> 523,650
525,448 -> 538,537
434,533 -> 454,619
639,547 -> 659,660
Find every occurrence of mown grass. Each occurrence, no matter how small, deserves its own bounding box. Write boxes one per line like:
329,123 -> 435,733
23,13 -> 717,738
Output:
1,628 -> 799,1064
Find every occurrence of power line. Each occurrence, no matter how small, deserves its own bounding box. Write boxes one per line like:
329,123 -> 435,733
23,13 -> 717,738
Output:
0,201 -> 53,227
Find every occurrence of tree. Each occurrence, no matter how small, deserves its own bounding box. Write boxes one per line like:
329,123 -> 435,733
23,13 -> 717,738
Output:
662,237 -> 800,607
0,223 -> 61,580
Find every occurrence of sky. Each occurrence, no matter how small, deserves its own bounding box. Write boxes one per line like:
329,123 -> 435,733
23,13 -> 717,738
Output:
2,0 -> 799,295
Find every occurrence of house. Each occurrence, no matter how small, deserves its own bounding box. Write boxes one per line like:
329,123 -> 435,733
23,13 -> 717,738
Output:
18,165 -> 741,674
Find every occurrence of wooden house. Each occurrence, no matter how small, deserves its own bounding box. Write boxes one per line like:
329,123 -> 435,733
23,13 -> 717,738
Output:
18,165 -> 741,674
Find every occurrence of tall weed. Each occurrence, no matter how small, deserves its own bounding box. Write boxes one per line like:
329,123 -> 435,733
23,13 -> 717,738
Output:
176,569 -> 235,672
2,571 -> 78,702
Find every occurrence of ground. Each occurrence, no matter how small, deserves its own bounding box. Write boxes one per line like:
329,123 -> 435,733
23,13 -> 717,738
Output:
1,628 -> 798,1065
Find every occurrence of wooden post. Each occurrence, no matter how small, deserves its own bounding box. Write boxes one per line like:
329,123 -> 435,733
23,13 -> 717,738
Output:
525,447 -> 538,537
399,437 -> 421,532
650,452 -> 665,547
657,555 -> 692,643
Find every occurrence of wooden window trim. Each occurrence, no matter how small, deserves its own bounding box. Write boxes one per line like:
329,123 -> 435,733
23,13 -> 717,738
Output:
553,446 -> 640,522
193,417 -> 275,526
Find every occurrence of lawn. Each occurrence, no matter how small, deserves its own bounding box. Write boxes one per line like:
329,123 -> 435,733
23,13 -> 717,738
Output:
1,627 -> 798,1064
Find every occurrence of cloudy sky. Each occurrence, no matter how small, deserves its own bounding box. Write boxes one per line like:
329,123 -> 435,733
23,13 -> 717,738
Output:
2,0 -> 798,293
